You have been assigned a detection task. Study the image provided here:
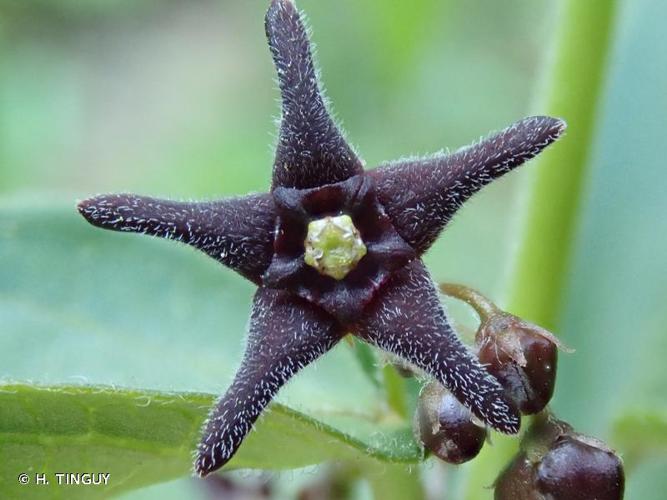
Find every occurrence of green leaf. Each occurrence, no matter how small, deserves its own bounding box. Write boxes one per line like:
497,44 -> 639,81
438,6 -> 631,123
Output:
0,203 -> 420,498
612,411 -> 667,471
0,384 -> 419,499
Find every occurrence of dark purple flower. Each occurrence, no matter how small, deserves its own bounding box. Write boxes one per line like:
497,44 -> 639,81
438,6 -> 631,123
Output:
77,0 -> 565,477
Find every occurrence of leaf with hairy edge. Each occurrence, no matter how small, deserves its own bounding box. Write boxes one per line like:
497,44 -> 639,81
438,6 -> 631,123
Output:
0,384 -> 420,499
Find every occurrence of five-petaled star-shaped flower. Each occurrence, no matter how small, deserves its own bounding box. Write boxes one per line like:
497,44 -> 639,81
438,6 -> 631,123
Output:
78,0 -> 565,477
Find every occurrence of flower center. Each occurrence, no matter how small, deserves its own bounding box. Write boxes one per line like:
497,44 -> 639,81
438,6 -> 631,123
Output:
304,214 -> 367,280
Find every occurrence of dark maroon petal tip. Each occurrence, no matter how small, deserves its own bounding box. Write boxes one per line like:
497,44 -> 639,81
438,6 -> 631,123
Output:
265,0 -> 362,190
77,193 -> 276,283
194,289 -> 342,476
372,115 -> 567,254
77,194 -> 126,229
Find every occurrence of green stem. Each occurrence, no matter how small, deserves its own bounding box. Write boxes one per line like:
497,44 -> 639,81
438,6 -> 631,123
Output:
439,283 -> 499,321
508,0 -> 619,329
464,1 -> 618,498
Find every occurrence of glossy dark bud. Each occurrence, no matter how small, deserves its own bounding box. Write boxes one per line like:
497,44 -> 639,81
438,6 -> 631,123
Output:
535,434 -> 625,500
414,382 -> 487,464
477,313 -> 565,415
494,416 -> 625,500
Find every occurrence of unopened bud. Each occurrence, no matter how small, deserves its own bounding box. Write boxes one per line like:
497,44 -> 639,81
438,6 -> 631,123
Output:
438,283 -> 570,415
477,313 -> 567,415
494,416 -> 624,500
414,382 -> 487,464
535,434 -> 624,500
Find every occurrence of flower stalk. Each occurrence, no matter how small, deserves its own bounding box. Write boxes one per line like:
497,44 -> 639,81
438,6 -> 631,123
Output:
508,0 -> 620,328
464,0 -> 619,498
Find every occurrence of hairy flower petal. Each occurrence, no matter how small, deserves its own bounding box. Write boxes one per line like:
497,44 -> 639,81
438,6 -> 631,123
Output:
266,0 -> 363,189
354,260 -> 520,434
77,193 -> 276,283
371,116 -> 566,254
194,287 -> 343,477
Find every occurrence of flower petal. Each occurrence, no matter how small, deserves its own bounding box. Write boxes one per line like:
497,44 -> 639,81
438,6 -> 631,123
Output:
77,193 -> 275,284
370,116 -> 566,254
194,287 -> 343,476
266,0 -> 363,190
354,259 -> 520,434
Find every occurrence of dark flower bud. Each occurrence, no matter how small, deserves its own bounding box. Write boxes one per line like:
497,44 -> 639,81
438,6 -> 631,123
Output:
414,382 -> 487,464
535,434 -> 625,500
494,415 -> 625,500
477,313 -> 568,415
493,452 -> 536,500
438,283 -> 570,415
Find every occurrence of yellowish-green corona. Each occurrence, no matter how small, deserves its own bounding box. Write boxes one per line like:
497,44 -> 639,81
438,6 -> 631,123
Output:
304,214 -> 367,280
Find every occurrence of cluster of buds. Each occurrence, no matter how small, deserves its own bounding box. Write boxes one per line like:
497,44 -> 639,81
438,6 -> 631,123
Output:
411,284 -> 624,499
413,283 -> 566,464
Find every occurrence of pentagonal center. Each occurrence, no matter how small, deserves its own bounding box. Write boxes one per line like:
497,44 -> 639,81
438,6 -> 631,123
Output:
304,214 -> 367,280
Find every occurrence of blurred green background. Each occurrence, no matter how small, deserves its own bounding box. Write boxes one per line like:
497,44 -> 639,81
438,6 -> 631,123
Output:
1,0 -> 665,498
